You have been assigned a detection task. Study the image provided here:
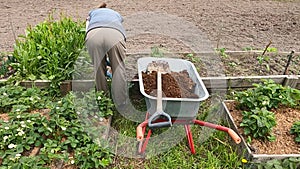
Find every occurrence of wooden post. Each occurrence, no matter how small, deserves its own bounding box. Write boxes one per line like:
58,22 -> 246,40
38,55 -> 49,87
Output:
282,75 -> 299,88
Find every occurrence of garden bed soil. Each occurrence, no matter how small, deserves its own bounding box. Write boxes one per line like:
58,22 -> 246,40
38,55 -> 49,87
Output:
218,52 -> 300,77
123,51 -> 300,81
225,101 -> 300,155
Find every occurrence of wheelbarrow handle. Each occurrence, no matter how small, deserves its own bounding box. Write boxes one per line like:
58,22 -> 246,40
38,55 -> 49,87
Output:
228,129 -> 241,144
148,111 -> 172,129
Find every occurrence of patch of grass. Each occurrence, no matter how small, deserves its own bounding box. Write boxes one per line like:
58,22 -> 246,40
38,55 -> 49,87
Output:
109,98 -> 243,169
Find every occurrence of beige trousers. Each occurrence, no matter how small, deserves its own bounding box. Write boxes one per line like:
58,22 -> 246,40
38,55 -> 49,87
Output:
85,28 -> 127,106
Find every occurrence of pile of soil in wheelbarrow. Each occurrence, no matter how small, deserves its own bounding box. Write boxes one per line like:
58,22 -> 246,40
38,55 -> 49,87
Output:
142,70 -> 199,98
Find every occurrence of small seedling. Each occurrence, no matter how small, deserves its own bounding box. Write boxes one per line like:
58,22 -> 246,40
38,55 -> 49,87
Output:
266,47 -> 278,53
290,121 -> 300,143
185,53 -> 200,63
215,47 -> 228,58
151,46 -> 166,58
228,62 -> 237,68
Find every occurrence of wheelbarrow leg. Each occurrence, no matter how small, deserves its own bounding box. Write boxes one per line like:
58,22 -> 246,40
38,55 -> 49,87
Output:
137,112 -> 153,154
193,119 -> 241,144
138,129 -> 152,154
184,124 -> 195,154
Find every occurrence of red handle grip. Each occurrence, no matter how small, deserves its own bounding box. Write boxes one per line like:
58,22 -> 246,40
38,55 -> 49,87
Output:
228,129 -> 241,144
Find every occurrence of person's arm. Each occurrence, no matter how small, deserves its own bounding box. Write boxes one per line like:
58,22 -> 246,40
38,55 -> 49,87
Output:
85,15 -> 90,32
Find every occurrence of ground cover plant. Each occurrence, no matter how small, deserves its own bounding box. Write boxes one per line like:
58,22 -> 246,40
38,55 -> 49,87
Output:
0,85 -> 114,168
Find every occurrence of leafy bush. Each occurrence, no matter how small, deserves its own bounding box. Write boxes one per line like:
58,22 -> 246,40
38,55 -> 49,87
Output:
234,79 -> 300,110
11,14 -> 85,95
290,121 -> 300,143
240,108 -> 276,141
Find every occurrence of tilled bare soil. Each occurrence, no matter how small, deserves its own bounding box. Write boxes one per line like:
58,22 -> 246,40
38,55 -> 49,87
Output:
0,0 -> 300,53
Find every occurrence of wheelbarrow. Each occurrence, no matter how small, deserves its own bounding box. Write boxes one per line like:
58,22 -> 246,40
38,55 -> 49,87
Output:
136,57 -> 241,154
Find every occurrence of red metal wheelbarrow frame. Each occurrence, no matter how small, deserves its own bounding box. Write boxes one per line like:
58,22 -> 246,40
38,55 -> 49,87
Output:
136,113 -> 241,154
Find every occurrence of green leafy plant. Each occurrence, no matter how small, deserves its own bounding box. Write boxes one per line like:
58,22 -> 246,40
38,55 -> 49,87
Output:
0,85 -> 114,168
290,121 -> 300,143
215,47 -> 228,58
11,13 -> 85,96
256,55 -> 269,65
248,157 -> 300,169
228,61 -> 237,68
151,46 -> 166,58
240,108 -> 276,141
74,143 -> 113,169
0,85 -> 51,113
185,53 -> 201,63
266,47 -> 278,53
256,55 -> 270,72
234,79 -> 300,110
0,54 -> 15,79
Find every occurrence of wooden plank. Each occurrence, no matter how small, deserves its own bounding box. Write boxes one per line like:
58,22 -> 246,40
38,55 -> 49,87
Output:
282,75 -> 299,88
295,75 -> 300,90
1,74 -> 299,94
202,75 -> 287,90
71,80 -> 95,92
20,80 -> 51,89
126,51 -> 300,57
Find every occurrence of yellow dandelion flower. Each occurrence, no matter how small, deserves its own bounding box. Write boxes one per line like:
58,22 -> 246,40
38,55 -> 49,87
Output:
242,158 -> 248,163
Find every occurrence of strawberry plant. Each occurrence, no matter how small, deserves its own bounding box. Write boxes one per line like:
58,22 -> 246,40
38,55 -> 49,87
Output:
290,121 -> 300,143
234,79 -> 300,110
248,157 -> 300,169
240,108 -> 276,141
0,85 -> 114,168
0,85 -> 51,113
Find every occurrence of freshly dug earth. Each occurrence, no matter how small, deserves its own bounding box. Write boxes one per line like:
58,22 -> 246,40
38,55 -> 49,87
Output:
1,0 -> 300,53
142,70 -> 198,98
226,101 -> 300,155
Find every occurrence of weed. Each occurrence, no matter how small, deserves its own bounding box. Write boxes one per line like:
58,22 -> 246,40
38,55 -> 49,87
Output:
185,53 -> 200,63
